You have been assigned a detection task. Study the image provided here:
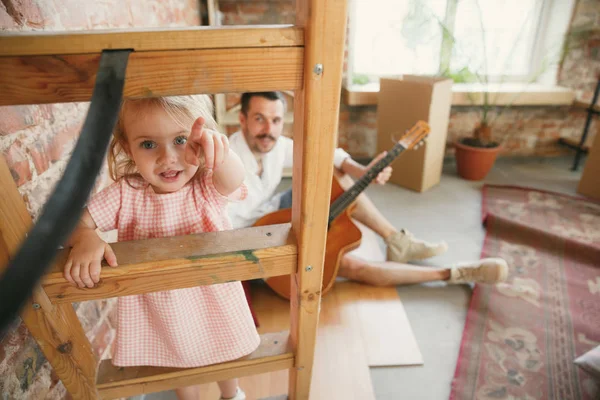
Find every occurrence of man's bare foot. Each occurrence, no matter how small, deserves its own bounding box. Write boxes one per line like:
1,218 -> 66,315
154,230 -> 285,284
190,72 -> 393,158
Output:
385,229 -> 448,263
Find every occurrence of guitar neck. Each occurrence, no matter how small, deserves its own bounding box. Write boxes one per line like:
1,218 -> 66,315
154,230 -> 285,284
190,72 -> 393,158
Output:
328,142 -> 406,224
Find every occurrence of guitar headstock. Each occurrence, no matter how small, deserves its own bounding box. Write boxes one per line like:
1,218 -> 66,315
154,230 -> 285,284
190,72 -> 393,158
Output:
399,120 -> 430,150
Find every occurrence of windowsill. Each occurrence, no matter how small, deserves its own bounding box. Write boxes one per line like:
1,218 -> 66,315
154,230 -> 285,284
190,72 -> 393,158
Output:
342,82 -> 575,107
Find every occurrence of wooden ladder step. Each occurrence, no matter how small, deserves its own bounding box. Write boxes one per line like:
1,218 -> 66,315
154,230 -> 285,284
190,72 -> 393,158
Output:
0,25 -> 303,55
42,224 -> 296,304
0,48 -> 302,106
96,331 -> 292,399
0,25 -> 304,106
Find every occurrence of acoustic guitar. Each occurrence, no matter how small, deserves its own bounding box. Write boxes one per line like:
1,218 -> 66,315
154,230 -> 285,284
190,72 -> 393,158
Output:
253,120 -> 431,300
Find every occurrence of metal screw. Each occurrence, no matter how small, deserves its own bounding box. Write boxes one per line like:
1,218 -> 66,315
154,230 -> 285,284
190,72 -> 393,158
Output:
313,64 -> 323,75
305,265 -> 313,272
32,303 -> 40,309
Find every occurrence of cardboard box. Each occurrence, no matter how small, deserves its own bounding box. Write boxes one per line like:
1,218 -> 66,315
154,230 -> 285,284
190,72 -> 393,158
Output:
577,128 -> 600,200
377,75 -> 453,192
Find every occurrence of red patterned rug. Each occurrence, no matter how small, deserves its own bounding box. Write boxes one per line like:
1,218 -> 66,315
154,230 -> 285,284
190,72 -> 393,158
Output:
450,185 -> 600,400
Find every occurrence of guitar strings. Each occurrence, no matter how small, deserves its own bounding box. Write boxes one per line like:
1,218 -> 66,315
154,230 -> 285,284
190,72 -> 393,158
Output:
328,143 -> 405,224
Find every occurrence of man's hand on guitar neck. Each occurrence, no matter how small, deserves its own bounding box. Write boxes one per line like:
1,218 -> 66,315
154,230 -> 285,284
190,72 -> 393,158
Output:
339,151 -> 392,185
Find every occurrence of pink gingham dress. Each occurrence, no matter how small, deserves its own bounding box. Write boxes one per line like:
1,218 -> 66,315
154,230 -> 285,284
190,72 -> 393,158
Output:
87,171 -> 260,367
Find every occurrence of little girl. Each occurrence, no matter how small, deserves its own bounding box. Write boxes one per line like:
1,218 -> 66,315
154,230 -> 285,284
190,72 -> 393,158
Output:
63,95 -> 259,400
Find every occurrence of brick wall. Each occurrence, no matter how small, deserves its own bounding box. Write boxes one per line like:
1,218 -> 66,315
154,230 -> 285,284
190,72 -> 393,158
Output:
0,1 -> 201,398
218,0 -> 600,158
559,0 -> 600,104
1,0 -> 598,397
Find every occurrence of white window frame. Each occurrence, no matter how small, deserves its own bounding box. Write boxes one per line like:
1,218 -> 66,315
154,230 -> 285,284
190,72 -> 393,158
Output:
346,0 -> 575,89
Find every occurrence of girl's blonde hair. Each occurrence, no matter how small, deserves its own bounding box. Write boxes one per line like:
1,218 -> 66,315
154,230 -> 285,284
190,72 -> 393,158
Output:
108,94 -> 217,182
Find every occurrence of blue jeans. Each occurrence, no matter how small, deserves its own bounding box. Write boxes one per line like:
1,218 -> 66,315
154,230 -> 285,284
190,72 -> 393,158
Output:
278,188 -> 293,209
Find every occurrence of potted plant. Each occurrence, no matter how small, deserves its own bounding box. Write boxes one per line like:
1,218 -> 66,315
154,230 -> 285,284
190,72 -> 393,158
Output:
443,67 -> 503,181
454,125 -> 500,181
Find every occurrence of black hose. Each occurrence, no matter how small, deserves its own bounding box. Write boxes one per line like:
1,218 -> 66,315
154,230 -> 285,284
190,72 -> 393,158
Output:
0,50 -> 130,334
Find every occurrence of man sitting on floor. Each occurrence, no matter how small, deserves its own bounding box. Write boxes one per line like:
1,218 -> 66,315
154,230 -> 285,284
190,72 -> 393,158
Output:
227,91 -> 508,286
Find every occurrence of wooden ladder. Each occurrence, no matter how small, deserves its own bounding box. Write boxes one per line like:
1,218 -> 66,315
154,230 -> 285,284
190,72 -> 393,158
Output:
0,0 -> 348,398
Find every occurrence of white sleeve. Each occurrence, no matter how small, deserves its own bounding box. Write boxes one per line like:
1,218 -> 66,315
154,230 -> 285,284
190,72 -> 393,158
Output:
333,147 -> 351,169
283,136 -> 294,168
283,136 -> 349,169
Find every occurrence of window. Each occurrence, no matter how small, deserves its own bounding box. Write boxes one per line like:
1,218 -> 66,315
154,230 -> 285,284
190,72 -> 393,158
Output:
347,0 -> 575,87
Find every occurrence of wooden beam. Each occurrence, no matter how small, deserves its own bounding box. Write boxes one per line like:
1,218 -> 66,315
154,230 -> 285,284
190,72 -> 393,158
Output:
289,0 -> 348,399
43,224 -> 297,304
0,47 -> 303,106
0,162 -> 31,267
21,292 -> 100,399
96,331 -> 293,399
0,26 -> 303,56
0,157 -> 99,399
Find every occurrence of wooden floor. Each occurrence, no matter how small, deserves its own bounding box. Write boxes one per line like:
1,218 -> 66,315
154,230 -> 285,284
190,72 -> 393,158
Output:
191,279 -> 421,400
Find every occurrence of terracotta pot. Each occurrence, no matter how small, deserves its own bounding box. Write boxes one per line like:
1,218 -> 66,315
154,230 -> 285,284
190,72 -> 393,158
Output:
455,139 -> 501,181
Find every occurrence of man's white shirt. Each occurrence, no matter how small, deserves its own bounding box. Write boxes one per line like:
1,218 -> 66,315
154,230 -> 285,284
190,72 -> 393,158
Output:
227,131 -> 350,229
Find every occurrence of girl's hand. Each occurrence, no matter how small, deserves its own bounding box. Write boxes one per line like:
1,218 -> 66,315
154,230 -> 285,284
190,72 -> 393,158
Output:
185,117 -> 229,170
365,151 -> 392,185
64,230 -> 118,288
